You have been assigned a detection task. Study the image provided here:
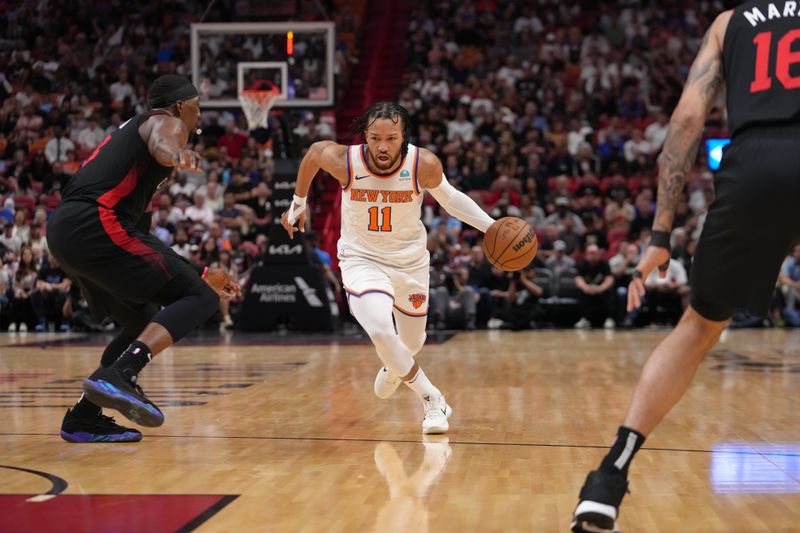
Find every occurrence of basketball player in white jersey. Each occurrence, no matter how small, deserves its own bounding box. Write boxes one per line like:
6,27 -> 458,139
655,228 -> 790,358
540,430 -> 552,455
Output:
280,102 -> 495,433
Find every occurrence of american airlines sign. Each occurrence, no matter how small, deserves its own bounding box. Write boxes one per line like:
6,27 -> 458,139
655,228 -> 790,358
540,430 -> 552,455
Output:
248,277 -> 323,307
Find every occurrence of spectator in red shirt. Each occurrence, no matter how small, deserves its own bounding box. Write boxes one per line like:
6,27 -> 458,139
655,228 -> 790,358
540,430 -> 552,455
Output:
483,176 -> 520,209
216,122 -> 247,161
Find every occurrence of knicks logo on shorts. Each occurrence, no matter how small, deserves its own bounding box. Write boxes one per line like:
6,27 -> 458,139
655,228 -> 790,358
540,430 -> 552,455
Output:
408,293 -> 427,309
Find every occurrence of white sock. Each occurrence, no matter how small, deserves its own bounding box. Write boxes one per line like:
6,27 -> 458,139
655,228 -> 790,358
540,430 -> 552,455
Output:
404,366 -> 441,399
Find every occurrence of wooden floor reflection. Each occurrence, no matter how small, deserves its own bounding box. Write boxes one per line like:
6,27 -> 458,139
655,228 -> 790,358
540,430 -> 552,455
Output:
1,328 -> 800,531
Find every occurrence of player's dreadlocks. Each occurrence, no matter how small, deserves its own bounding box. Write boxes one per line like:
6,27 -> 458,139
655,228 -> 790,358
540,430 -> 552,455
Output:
348,102 -> 411,157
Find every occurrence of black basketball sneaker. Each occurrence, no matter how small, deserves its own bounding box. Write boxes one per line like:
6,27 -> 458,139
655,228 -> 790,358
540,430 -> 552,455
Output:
60,408 -> 142,443
572,469 -> 629,533
82,367 -> 164,427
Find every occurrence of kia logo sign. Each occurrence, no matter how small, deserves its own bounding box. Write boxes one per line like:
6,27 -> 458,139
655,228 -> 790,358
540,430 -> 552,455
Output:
269,244 -> 303,255
273,181 -> 295,190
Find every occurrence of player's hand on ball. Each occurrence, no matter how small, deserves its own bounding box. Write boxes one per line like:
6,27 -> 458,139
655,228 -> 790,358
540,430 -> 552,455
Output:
204,267 -> 241,300
280,210 -> 307,240
179,149 -> 202,172
627,245 -> 671,311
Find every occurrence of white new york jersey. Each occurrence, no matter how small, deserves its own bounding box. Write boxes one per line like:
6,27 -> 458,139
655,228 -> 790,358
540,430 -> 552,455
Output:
338,143 -> 428,269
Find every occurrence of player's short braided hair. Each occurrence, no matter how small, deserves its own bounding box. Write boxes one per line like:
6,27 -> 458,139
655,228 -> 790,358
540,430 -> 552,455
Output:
348,102 -> 411,157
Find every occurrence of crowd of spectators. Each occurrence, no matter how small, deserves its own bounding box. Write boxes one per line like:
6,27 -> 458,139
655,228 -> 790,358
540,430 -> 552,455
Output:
0,0 -> 797,333
404,0 -> 794,330
0,0 -> 351,332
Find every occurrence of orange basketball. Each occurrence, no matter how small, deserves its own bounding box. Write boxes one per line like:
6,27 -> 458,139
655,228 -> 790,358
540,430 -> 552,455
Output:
483,217 -> 538,272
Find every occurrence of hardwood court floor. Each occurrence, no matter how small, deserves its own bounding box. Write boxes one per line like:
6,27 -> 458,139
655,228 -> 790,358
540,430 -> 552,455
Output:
1,328 -> 799,532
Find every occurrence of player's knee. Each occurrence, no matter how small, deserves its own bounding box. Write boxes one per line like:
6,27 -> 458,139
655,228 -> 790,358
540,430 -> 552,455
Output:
367,328 -> 396,351
200,282 -> 220,306
679,306 -> 728,342
197,283 -> 220,317
180,279 -> 221,323
406,331 -> 426,356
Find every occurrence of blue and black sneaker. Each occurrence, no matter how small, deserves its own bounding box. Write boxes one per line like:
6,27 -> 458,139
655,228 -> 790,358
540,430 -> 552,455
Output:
60,408 -> 142,443
82,367 -> 164,427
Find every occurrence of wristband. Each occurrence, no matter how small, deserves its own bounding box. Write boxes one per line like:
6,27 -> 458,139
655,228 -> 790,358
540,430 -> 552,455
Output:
287,194 -> 307,224
650,230 -> 671,249
201,266 -> 209,279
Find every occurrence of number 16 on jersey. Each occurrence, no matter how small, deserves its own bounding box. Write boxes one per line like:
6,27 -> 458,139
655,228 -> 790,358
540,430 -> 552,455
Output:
751,30 -> 800,93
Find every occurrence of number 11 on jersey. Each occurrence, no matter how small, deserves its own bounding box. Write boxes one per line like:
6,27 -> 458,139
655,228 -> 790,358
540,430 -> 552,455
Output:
368,206 -> 392,232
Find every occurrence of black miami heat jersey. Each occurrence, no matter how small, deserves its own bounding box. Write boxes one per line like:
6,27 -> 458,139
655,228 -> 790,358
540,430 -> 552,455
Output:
63,111 -> 174,223
723,1 -> 800,135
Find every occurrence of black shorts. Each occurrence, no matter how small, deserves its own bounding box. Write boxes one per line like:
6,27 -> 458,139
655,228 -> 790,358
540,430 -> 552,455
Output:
690,124 -> 800,320
47,201 -> 202,326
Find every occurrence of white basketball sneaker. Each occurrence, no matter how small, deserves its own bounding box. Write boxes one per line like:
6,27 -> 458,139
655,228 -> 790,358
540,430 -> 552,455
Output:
421,394 -> 452,434
374,365 -> 402,399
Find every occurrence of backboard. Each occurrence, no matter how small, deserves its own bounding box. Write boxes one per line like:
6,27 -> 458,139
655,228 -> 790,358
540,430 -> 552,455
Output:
191,21 -> 335,109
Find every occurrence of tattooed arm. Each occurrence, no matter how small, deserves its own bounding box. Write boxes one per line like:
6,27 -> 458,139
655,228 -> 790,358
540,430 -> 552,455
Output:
653,11 -> 731,232
625,11 -> 732,312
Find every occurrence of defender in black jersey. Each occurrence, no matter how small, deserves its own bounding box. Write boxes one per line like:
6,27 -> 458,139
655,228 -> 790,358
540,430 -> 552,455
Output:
573,4 -> 800,531
48,75 -> 240,443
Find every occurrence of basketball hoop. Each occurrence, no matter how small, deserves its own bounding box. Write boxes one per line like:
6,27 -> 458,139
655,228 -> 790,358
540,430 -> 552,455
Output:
239,86 -> 280,130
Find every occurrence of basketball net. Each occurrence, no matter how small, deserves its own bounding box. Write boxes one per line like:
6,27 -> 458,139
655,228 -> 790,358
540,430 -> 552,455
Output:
239,85 -> 280,130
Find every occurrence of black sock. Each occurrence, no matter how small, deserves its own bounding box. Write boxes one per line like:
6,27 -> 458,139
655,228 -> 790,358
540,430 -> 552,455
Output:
109,340 -> 152,382
72,393 -> 101,417
100,329 -> 142,368
599,426 -> 646,476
